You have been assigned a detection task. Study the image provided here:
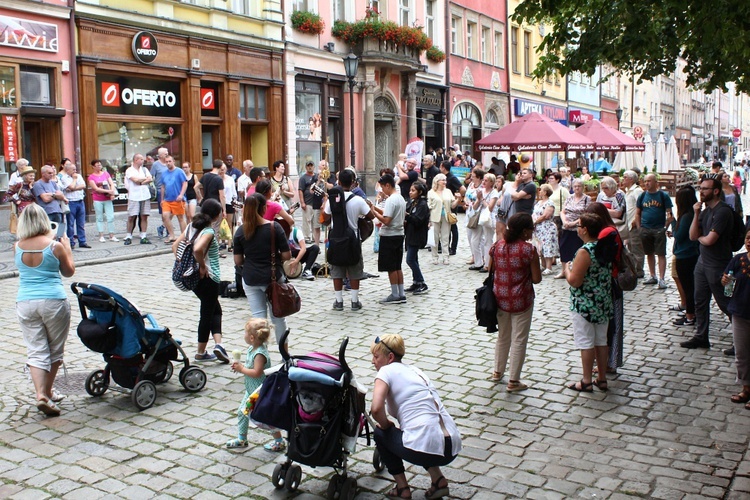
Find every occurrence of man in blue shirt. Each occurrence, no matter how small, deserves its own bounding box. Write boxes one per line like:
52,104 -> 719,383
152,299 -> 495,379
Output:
635,174 -> 673,288
32,165 -> 67,238
160,155 -> 188,242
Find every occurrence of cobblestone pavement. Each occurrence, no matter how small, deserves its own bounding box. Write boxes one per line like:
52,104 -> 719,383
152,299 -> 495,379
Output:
1,205 -> 750,499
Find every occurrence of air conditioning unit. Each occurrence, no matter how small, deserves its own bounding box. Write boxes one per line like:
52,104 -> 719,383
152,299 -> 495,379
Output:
20,71 -> 51,106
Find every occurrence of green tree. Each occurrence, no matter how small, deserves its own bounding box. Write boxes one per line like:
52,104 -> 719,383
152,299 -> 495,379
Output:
512,0 -> 750,92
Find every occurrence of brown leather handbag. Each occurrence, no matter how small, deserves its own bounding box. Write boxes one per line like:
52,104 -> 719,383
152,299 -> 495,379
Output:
265,222 -> 301,318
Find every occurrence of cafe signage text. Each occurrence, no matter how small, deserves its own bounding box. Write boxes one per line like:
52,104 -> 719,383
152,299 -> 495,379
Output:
0,15 -> 58,53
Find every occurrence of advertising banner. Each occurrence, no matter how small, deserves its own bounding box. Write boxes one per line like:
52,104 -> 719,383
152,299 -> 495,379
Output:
3,114 -> 17,162
97,74 -> 181,118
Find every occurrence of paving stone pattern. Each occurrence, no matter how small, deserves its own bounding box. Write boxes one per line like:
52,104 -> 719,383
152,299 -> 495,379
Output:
1,209 -> 750,499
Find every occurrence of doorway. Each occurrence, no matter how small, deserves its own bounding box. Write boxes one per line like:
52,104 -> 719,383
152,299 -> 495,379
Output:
201,125 -> 219,171
23,118 -> 62,170
375,120 -> 394,173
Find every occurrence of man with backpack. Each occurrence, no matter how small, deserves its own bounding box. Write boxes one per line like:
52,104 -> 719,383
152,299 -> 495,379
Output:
680,175 -> 735,350
323,169 -> 375,311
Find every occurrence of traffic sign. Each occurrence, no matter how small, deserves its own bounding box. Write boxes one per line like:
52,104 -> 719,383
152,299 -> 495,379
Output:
733,128 -> 741,138
633,126 -> 643,139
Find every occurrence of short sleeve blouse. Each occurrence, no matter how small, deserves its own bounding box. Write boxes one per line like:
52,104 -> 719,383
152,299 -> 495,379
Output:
490,239 -> 536,313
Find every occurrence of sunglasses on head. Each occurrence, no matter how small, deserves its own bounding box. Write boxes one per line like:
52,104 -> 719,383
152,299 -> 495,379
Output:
375,336 -> 395,356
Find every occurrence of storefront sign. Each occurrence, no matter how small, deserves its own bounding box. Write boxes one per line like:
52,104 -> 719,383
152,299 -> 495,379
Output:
416,86 -> 443,110
131,32 -> 158,64
0,15 -> 58,53
0,65 -> 16,108
513,99 -> 567,124
200,82 -> 220,117
97,74 -> 181,118
568,110 -> 594,124
3,114 -> 17,162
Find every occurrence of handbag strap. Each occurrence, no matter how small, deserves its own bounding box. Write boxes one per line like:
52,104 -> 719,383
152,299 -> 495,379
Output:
270,221 -> 277,283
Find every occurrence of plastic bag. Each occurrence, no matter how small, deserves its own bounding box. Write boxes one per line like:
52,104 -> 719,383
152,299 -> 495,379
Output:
426,226 -> 436,247
218,218 -> 232,240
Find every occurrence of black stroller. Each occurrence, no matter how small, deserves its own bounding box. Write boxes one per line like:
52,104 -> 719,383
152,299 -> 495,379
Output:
72,282 -> 207,410
253,330 -> 368,500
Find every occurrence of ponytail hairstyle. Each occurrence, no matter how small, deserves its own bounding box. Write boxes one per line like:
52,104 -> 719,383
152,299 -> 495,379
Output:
504,213 -> 534,244
192,198 -> 222,232
245,318 -> 272,344
411,180 -> 428,199
242,193 -> 267,240
255,179 -> 273,198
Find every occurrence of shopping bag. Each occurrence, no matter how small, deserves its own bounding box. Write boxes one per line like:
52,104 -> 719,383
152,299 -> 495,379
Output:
426,227 -> 436,247
218,218 -> 232,240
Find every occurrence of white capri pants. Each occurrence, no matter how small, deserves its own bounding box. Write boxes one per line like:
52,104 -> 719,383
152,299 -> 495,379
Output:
16,299 -> 71,372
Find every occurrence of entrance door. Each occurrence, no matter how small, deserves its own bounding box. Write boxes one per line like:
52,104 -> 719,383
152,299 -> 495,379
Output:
23,118 -> 62,169
201,125 -> 219,171
375,120 -> 394,173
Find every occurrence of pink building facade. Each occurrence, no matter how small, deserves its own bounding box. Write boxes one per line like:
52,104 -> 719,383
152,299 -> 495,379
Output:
0,0 -> 76,194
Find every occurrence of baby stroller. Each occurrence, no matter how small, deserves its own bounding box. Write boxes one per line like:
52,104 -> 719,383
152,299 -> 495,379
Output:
253,330 -> 368,500
71,282 -> 207,410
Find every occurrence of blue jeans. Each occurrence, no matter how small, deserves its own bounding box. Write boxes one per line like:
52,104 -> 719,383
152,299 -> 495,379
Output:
93,200 -> 115,234
405,245 -> 424,284
242,282 -> 288,344
66,200 -> 87,244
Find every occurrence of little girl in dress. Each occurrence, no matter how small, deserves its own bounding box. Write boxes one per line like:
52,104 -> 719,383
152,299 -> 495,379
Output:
225,318 -> 285,451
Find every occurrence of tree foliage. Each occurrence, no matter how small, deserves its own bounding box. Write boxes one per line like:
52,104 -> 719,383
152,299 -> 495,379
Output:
512,0 -> 750,93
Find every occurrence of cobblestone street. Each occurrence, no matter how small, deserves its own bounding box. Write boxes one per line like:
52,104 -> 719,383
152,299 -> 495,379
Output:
1,218 -> 749,499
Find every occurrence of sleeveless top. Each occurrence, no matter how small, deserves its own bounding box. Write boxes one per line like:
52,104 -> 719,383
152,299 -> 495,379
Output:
244,344 -> 271,394
569,241 -> 612,323
16,242 -> 66,301
185,174 -> 197,200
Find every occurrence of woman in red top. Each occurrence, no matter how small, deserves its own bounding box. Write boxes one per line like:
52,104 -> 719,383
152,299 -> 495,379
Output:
585,202 -> 624,379
488,213 -> 542,392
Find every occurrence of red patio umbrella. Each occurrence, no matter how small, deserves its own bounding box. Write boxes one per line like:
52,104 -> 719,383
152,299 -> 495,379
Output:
475,112 -> 595,152
575,120 -> 645,151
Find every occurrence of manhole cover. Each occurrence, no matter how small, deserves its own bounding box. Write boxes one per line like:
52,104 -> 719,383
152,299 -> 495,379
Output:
54,371 -> 91,395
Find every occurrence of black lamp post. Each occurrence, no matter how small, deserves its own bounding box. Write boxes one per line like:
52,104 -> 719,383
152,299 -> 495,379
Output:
615,106 -> 623,131
343,51 -> 359,168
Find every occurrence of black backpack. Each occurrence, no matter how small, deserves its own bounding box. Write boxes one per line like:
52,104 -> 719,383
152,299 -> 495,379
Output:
327,187 -> 361,267
724,202 -> 746,252
172,226 -> 202,291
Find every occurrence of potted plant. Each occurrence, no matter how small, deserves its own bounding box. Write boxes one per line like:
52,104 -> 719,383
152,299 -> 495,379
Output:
426,46 -> 446,63
291,10 -> 325,35
332,10 -> 432,55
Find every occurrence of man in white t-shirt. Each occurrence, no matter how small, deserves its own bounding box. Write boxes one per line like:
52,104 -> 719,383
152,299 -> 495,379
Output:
368,174 -> 407,304
124,153 -> 153,245
236,159 -> 253,202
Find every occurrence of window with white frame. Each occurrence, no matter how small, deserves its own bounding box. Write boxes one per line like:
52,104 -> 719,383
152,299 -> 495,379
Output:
523,30 -> 531,76
399,0 -> 410,27
333,0 -> 351,22
467,22 -> 476,59
292,0 -> 311,11
451,16 -> 462,55
481,27 -> 489,63
232,0 -> 260,16
425,0 -> 435,39
511,27 -> 518,73
494,30 -> 503,67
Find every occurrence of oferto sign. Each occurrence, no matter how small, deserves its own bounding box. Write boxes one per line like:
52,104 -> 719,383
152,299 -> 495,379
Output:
97,74 -> 181,118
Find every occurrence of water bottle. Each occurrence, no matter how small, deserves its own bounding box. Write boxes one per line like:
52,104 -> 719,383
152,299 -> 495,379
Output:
724,270 -> 736,297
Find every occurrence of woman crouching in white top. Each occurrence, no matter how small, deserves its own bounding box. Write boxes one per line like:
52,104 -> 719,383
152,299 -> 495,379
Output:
370,333 -> 462,499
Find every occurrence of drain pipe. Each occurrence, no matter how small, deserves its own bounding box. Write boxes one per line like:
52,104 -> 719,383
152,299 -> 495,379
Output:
68,0 -> 82,169
444,0 -> 451,148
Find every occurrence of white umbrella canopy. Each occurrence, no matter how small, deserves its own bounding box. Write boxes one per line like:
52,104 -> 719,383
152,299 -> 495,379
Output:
665,135 -> 681,171
643,135 -> 654,173
613,132 -> 646,171
655,134 -> 667,173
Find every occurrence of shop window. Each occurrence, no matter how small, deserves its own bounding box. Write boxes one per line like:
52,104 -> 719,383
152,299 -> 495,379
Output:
20,67 -> 53,106
0,66 -> 17,109
451,103 -> 481,151
239,85 -> 267,120
96,122 -> 180,189
295,78 -> 323,168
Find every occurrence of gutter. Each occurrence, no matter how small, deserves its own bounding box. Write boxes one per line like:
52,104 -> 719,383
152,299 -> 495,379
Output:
68,0 -> 82,169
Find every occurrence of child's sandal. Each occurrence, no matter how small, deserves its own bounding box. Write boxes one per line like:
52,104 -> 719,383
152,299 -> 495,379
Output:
263,439 -> 286,452
226,438 -> 248,448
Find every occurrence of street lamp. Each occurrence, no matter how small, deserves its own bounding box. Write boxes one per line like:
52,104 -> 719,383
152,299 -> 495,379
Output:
343,51 -> 359,169
615,107 -> 623,131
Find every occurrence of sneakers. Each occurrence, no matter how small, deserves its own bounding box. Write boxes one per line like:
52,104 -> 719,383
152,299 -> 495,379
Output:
301,270 -> 315,281
99,236 -> 106,243
406,283 -> 420,293
157,225 -> 165,238
110,236 -> 119,242
213,344 -> 229,364
380,294 -> 406,305
680,337 -> 710,349
332,300 -> 344,311
724,346 -> 736,356
413,283 -> 429,295
195,352 -> 217,361
643,276 -> 658,285
264,439 -> 286,452
78,243 -> 91,249
351,300 -> 362,311
658,279 -> 668,289
140,237 -> 151,245
673,316 -> 695,326
124,237 -> 132,246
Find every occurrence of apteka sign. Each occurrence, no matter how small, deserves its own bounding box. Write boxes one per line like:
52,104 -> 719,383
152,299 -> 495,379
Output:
0,15 -> 58,53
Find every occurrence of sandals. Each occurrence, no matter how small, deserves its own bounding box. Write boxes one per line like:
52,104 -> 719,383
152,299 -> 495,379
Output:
226,438 -> 248,448
567,379 -> 594,393
490,372 -> 502,382
731,391 -> 750,403
36,398 -> 61,416
263,439 -> 286,452
50,389 -> 66,402
506,381 -> 529,393
593,379 -> 608,392
426,476 -> 449,499
386,486 -> 412,499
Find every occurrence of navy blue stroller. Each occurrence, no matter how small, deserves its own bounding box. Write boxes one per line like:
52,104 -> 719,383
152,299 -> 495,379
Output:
71,282 -> 207,410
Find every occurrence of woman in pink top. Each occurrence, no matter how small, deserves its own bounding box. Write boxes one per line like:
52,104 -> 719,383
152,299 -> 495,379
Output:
87,159 -> 118,242
255,179 -> 294,228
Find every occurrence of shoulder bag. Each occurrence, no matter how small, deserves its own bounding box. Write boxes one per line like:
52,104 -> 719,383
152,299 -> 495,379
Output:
266,222 -> 302,318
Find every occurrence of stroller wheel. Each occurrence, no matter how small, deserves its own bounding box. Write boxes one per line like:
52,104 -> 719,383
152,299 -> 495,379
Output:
373,449 -> 384,472
132,380 -> 157,410
85,369 -> 109,397
340,476 -> 357,500
271,464 -> 286,489
159,362 -> 174,384
179,366 -> 207,393
327,474 -> 341,499
285,464 -> 302,492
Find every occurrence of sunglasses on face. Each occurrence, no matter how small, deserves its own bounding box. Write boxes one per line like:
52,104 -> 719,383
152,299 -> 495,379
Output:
375,336 -> 395,356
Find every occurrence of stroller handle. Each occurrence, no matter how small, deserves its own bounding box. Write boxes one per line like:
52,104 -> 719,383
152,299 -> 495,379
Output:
277,330 -> 350,373
70,282 -> 117,306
